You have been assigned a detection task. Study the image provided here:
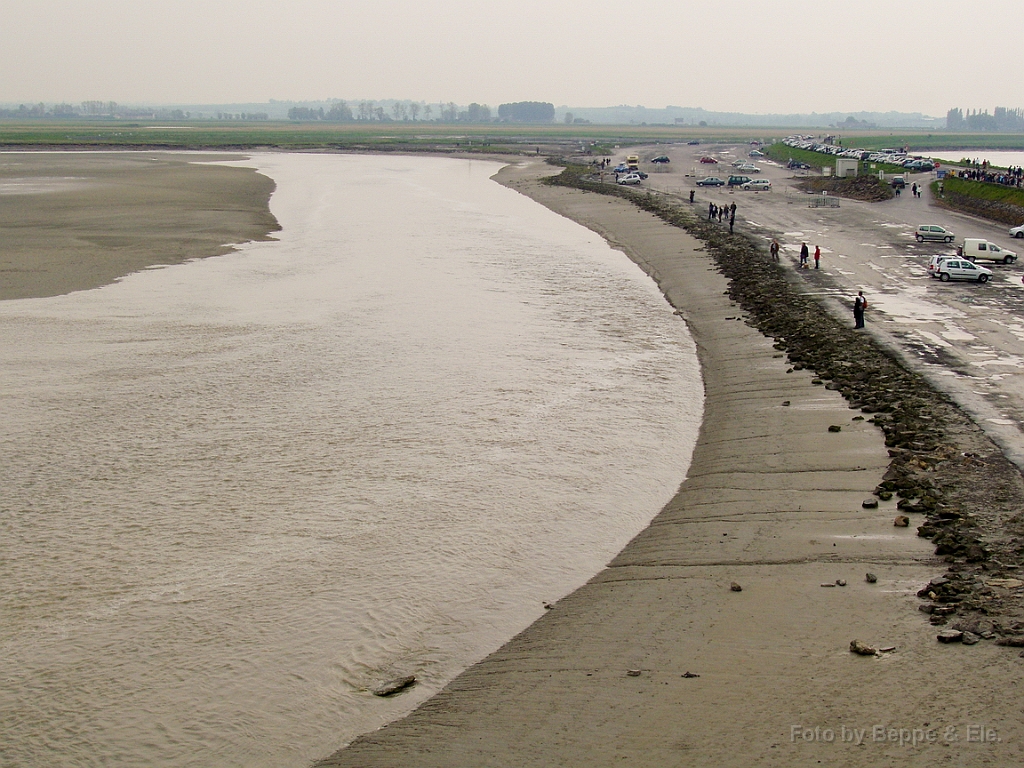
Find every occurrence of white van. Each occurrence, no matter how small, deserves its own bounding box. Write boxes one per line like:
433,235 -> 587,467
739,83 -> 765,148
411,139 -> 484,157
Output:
958,238 -> 1018,264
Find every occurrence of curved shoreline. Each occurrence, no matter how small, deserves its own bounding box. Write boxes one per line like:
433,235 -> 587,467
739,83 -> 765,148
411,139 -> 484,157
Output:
315,163 -> 1024,766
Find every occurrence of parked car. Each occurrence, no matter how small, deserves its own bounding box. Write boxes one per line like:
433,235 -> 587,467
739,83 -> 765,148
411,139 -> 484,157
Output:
958,238 -> 1017,264
687,140 -> 700,145
935,258 -> 993,283
748,150 -> 765,157
617,173 -> 643,185
700,156 -> 719,164
727,175 -> 753,187
1009,223 -> 1024,239
696,177 -> 725,186
786,159 -> 811,170
736,163 -> 760,173
613,164 -> 630,173
651,155 -> 670,164
916,225 -> 955,243
926,255 -> 949,277
891,176 -> 906,189
742,179 -> 772,191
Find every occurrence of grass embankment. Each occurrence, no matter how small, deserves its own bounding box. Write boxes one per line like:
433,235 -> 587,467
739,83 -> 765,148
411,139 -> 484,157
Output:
544,161 -> 1024,638
798,175 -> 894,201
932,177 -> 1024,226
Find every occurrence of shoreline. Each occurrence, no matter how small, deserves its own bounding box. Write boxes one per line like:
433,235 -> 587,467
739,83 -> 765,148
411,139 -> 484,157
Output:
315,162 -> 1024,766
0,152 -> 279,301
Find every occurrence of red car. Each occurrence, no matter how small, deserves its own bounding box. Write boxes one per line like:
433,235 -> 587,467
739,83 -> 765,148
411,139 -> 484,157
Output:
699,156 -> 718,164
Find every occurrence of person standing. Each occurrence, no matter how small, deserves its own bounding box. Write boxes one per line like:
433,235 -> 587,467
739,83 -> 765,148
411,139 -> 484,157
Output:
690,189 -> 695,203
770,239 -> 780,262
800,242 -> 809,268
729,210 -> 735,233
853,291 -> 868,329
709,202 -> 715,221
813,245 -> 821,269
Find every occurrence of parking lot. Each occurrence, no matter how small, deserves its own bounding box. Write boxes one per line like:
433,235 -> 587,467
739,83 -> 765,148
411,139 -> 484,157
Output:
615,143 -> 1024,468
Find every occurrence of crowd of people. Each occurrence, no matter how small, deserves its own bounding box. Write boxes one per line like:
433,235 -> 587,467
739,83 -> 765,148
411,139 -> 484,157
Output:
953,160 -> 1024,188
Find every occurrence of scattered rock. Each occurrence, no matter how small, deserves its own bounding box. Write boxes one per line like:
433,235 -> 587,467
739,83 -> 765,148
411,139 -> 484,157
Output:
894,515 -> 910,527
937,629 -> 964,643
372,675 -> 417,697
681,671 -> 700,678
820,583 -> 836,588
850,639 -> 877,655
878,646 -> 897,653
987,578 -> 1024,589
962,632 -> 981,645
862,498 -> 879,509
627,669 -> 642,677
828,425 -> 842,433
781,400 -> 791,406
996,637 -> 1024,648
543,602 -> 553,610
836,579 -> 847,587
866,573 -> 878,583
730,582 -> 743,592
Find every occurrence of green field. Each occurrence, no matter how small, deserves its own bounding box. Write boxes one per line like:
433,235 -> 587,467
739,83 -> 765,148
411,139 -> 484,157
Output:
4,120 -> 1024,156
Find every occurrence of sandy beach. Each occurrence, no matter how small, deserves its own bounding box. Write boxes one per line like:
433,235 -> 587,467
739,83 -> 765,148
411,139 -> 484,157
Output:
0,152 -> 279,300
317,160 -> 1024,767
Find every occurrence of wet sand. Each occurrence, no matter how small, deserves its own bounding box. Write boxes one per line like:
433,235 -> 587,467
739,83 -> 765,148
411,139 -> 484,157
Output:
317,161 -> 1024,767
0,152 -> 279,300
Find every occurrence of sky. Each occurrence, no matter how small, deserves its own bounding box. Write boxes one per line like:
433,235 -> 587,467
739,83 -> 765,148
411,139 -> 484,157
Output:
0,0 -> 1013,117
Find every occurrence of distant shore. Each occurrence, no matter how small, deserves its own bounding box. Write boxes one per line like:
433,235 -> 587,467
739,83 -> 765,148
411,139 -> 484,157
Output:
0,152 -> 278,301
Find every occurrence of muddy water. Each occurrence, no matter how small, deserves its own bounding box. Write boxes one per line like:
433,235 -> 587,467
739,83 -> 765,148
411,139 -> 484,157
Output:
0,153 -> 703,767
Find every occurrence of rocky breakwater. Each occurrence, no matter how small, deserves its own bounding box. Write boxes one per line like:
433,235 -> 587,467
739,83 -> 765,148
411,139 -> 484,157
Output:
550,163 -> 1024,646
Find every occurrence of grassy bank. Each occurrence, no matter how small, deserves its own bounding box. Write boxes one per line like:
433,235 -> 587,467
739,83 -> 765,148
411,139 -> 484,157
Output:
763,142 -> 906,174
932,177 -> 1024,226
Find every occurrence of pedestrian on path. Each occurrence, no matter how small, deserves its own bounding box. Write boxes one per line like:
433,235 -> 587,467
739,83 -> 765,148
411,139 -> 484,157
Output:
853,291 -> 868,328
800,242 -> 809,268
770,239 -> 780,261
814,245 -> 821,269
729,211 -> 735,233
690,189 -> 695,203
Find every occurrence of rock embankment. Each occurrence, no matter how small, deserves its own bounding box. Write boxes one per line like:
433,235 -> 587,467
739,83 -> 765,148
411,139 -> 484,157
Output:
550,163 -> 1024,643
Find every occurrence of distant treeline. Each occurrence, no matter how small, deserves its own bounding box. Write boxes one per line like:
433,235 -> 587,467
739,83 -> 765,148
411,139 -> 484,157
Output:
947,107 -> 1024,132
286,100 -> 556,124
0,101 -> 267,120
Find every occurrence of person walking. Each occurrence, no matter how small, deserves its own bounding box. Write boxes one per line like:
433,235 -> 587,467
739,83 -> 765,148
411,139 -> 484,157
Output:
709,202 -> 715,221
729,211 -> 735,233
853,291 -> 868,329
769,239 -> 780,262
690,189 -> 695,203
800,242 -> 809,269
813,245 -> 821,269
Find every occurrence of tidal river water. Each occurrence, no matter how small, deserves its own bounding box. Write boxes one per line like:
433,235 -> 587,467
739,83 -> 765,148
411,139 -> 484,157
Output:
0,153 -> 703,767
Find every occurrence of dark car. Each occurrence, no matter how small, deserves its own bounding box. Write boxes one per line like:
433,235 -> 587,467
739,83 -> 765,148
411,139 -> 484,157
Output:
651,155 -> 670,164
696,177 -> 725,187
687,140 -> 700,145
786,159 -> 811,170
727,175 -> 752,187
891,176 -> 906,189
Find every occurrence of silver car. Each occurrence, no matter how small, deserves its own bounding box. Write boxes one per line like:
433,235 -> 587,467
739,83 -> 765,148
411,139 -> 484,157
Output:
935,258 -> 993,283
916,225 -> 955,243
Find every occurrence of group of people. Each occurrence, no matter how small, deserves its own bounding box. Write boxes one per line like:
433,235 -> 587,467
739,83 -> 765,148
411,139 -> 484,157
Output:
910,182 -> 923,198
797,242 -> 821,269
953,162 -> 1024,189
769,238 -> 868,327
708,201 -> 737,233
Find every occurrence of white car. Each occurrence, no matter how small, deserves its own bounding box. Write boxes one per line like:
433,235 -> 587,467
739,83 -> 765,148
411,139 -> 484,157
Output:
617,173 -> 643,185
736,163 -> 761,173
741,179 -> 772,191
934,258 -> 993,283
1010,223 -> 1024,239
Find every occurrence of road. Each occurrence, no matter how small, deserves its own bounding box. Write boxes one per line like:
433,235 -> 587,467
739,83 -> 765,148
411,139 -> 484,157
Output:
617,144 -> 1024,469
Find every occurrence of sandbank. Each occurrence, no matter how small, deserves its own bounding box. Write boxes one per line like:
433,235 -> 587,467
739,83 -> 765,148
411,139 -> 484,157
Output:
317,161 -> 1024,767
0,152 -> 279,300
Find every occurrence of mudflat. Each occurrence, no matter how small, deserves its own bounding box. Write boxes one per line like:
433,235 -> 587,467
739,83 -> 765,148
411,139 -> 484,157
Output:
0,152 -> 279,300
317,161 -> 1024,767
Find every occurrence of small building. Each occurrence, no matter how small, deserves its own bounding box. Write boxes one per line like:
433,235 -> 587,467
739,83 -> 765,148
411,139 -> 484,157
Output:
836,159 -> 859,178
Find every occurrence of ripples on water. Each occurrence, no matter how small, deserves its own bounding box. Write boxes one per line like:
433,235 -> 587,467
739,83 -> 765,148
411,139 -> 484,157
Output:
0,153 -> 703,767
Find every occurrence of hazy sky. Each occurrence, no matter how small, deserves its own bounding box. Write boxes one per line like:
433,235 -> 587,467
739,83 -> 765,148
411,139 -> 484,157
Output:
0,0 -> 1011,116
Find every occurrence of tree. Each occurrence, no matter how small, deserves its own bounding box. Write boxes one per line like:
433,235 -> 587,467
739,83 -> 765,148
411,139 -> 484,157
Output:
409,102 -> 420,121
564,112 -> 574,125
326,101 -> 353,121
423,104 -> 433,121
946,108 -> 964,130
